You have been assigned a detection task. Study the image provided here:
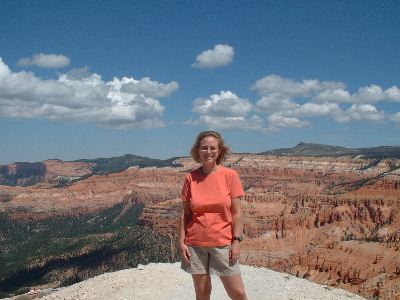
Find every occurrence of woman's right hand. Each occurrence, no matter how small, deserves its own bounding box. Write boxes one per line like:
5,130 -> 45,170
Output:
179,242 -> 191,265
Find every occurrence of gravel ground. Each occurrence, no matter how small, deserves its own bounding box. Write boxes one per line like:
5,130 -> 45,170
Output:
37,263 -> 365,300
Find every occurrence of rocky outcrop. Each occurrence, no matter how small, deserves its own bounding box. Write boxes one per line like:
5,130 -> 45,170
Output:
0,160 -> 93,186
37,262 -> 366,300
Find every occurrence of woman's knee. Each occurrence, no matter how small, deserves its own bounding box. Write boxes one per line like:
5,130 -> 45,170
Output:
227,286 -> 246,300
220,274 -> 247,300
193,274 -> 212,299
195,284 -> 212,298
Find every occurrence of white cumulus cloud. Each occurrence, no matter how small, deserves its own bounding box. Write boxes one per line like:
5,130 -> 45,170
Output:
253,74 -> 400,105
119,77 -> 179,98
390,112 -> 400,122
385,86 -> 400,102
345,104 -> 385,122
314,84 -> 400,104
191,44 -> 234,69
193,91 -> 252,117
18,53 -> 71,68
188,74 -> 399,132
252,75 -> 345,97
287,102 -> 343,118
255,94 -> 298,113
351,85 -> 385,103
267,113 -> 310,131
189,91 -> 262,129
249,74 -> 399,130
186,115 -> 263,130
314,89 -> 351,102
0,57 -> 178,128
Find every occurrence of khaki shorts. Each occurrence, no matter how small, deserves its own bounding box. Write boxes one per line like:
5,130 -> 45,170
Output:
181,245 -> 241,276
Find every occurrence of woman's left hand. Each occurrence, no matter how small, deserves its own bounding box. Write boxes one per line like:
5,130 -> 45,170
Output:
229,240 -> 240,264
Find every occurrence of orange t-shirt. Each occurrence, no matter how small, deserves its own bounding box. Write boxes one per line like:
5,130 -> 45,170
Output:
180,166 -> 245,247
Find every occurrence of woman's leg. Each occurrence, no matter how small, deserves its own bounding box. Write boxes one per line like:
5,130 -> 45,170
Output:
192,274 -> 212,300
220,274 -> 247,300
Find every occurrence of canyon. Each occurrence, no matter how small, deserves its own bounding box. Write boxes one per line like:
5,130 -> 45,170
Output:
1,152 -> 399,299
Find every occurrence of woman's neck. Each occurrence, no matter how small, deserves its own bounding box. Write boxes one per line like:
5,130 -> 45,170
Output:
201,163 -> 219,174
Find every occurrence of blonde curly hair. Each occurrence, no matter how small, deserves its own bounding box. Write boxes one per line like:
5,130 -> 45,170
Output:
190,131 -> 230,165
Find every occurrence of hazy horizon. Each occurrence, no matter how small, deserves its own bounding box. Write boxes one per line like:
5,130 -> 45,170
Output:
2,141 -> 400,165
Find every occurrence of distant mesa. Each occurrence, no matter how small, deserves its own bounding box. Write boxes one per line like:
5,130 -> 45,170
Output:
261,142 -> 400,159
0,162 -> 47,187
75,153 -> 183,175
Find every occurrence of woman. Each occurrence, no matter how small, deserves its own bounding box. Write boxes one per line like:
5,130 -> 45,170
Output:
179,131 -> 248,300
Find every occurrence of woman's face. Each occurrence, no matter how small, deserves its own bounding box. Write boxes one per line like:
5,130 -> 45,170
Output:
198,136 -> 220,165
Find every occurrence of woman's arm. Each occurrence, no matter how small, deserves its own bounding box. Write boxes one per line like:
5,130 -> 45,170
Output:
230,197 -> 244,264
179,200 -> 192,264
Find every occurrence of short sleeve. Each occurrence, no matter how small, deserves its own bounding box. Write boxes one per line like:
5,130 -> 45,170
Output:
229,169 -> 245,199
180,174 -> 191,201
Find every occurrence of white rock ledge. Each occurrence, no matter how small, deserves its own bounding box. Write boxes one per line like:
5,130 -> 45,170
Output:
39,262 -> 366,300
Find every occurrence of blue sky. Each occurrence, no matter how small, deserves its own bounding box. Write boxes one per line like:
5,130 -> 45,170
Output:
0,1 -> 399,164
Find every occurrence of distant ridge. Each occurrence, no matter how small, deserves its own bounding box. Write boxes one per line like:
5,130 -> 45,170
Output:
261,142 -> 400,159
0,155 -> 182,187
75,154 -> 182,175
